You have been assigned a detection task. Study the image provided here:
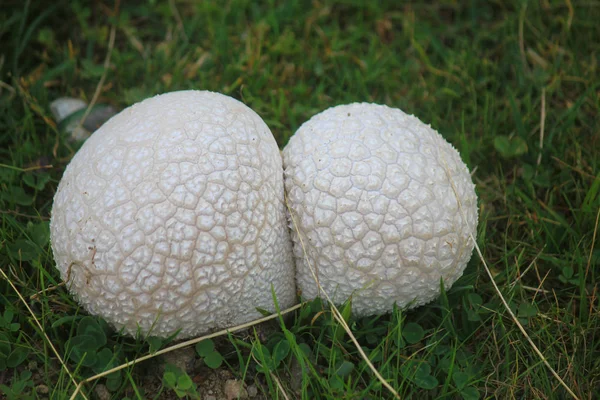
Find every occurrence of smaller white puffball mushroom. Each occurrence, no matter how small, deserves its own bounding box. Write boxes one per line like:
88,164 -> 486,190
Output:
283,103 -> 478,317
50,90 -> 296,338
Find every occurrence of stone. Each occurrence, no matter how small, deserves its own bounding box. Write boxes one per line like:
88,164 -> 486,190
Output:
223,379 -> 248,400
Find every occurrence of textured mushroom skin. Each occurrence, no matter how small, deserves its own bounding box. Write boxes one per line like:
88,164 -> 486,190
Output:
50,91 -> 296,338
283,103 -> 478,316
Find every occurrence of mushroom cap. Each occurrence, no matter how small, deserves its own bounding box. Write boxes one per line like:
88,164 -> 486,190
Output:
283,103 -> 478,316
50,90 -> 296,338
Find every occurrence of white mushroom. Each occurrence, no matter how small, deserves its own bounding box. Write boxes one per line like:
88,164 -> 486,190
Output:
50,90 -> 296,338
283,103 -> 478,316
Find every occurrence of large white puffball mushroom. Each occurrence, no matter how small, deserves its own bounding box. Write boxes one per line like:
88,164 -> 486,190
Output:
50,90 -> 296,338
283,103 -> 478,316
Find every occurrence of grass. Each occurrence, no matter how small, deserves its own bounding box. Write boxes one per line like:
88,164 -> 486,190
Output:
1,0 -> 599,399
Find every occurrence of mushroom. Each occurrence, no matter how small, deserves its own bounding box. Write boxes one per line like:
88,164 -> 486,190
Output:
50,90 -> 296,338
282,103 -> 478,316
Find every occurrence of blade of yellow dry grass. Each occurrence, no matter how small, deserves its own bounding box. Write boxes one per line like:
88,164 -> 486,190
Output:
0,266 -> 87,399
441,156 -> 580,400
285,196 -> 401,399
68,302 -> 304,400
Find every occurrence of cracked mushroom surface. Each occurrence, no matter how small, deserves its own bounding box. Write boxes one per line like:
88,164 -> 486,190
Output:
50,90 -> 296,338
283,103 -> 478,316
